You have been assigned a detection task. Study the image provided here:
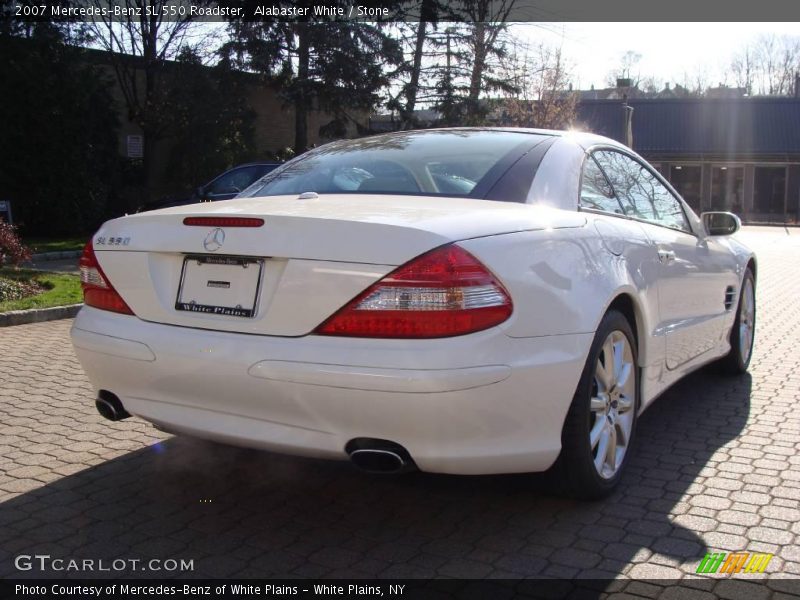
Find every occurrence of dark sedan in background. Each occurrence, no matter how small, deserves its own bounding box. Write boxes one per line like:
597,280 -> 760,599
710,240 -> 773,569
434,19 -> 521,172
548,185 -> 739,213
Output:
138,162 -> 280,212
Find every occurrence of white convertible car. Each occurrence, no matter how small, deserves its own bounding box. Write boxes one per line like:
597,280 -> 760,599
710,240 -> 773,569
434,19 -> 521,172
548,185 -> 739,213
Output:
71,128 -> 756,498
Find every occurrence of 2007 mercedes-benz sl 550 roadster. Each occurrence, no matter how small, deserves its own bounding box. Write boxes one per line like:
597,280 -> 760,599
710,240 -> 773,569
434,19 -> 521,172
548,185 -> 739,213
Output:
71,128 -> 756,498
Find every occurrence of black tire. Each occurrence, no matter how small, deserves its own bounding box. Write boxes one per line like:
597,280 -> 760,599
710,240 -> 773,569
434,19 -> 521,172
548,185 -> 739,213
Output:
555,310 -> 639,500
718,269 -> 756,375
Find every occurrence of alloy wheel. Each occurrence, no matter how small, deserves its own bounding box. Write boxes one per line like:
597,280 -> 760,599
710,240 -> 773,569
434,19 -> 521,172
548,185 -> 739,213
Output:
589,330 -> 635,479
739,277 -> 755,364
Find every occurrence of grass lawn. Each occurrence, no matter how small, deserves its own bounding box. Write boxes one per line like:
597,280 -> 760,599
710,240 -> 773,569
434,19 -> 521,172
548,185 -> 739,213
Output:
0,268 -> 82,312
25,236 -> 87,254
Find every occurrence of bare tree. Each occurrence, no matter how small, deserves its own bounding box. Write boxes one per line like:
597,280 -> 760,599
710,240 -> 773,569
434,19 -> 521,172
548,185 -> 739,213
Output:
729,34 -> 800,96
85,0 -> 215,198
754,34 -> 800,95
675,67 -> 710,97
730,45 -> 755,94
639,76 -> 665,96
606,50 -> 642,87
499,39 -> 577,129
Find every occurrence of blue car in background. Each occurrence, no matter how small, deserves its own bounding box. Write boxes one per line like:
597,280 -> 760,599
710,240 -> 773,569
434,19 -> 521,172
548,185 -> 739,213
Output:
139,162 -> 281,212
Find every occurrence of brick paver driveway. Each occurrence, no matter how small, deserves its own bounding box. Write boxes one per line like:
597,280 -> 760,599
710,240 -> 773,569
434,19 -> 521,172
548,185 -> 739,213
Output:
2,227 -> 799,590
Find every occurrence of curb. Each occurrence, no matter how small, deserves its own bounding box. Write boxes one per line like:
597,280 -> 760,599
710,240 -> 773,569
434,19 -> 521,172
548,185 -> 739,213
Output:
30,250 -> 82,262
0,304 -> 82,327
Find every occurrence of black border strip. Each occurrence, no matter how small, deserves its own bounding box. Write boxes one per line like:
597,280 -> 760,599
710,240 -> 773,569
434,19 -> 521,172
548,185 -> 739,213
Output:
10,0 -> 800,23
5,578 -> 800,600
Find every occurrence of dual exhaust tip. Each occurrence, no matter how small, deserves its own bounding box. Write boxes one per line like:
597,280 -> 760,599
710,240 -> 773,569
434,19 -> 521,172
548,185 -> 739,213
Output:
95,390 -> 130,422
95,395 -> 414,475
346,438 -> 415,474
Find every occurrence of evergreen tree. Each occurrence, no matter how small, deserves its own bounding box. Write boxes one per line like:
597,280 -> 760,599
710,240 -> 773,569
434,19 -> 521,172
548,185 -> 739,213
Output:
425,0 -> 518,125
84,0 -> 216,201
224,2 -> 402,152
161,47 -> 256,195
385,0 -> 460,129
0,16 -> 121,236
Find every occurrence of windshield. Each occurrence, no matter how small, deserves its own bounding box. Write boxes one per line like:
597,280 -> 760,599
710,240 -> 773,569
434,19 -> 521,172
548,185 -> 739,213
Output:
240,130 -> 548,200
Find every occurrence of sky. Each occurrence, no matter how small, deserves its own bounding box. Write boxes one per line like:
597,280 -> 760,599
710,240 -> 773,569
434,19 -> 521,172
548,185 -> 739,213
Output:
511,22 -> 800,91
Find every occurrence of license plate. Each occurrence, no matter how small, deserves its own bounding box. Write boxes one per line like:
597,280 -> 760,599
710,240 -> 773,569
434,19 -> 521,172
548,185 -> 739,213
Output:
175,255 -> 263,318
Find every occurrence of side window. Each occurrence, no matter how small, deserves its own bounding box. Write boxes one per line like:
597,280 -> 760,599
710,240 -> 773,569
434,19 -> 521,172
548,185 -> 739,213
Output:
594,150 -> 690,233
592,150 -> 654,220
638,168 -> 691,232
580,155 -> 624,214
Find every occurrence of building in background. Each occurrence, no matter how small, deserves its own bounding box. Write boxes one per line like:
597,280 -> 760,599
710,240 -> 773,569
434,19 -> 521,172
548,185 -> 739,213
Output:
80,46 -> 366,196
577,97 -> 800,224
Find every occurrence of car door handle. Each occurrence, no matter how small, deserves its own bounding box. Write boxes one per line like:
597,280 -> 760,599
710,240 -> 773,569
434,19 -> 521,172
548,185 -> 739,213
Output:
657,249 -> 676,265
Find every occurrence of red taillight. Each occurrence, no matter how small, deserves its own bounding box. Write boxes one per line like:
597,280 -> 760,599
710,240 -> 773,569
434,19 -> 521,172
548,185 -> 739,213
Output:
315,244 -> 512,338
183,217 -> 264,227
79,240 -> 134,315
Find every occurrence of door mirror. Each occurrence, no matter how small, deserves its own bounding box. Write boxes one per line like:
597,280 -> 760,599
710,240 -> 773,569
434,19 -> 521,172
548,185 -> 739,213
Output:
701,212 -> 741,236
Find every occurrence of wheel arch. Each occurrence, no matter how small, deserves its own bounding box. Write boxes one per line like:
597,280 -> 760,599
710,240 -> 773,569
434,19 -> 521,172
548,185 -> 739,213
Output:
604,291 -> 647,367
746,256 -> 757,281
603,292 -> 647,420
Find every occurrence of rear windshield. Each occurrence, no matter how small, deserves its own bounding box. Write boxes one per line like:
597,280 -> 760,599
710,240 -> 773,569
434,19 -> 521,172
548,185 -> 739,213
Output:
240,130 -> 547,200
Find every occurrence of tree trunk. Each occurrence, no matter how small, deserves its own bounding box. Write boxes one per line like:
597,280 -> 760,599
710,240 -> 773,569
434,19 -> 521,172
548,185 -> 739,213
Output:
403,20 -> 427,129
294,24 -> 310,154
467,23 -> 488,123
141,129 -> 157,204
141,15 -> 159,204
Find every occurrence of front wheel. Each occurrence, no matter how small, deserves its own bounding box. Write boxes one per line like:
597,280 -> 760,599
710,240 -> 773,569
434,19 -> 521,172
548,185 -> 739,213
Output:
719,269 -> 756,375
555,310 -> 639,499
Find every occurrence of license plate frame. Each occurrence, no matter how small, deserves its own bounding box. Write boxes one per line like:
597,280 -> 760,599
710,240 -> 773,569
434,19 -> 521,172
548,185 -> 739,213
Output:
175,255 -> 264,318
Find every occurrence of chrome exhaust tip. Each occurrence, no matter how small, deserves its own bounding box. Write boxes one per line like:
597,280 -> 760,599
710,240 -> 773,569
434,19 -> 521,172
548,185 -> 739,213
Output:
95,391 -> 131,422
346,439 -> 416,474
350,449 -> 406,473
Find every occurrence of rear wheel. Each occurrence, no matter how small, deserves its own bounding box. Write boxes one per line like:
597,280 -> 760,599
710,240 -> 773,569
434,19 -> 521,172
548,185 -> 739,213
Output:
556,310 -> 638,499
718,269 -> 755,375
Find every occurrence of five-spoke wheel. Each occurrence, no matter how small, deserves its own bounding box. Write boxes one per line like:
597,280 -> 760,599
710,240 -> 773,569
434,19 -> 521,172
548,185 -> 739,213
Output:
590,330 -> 636,480
556,309 -> 639,499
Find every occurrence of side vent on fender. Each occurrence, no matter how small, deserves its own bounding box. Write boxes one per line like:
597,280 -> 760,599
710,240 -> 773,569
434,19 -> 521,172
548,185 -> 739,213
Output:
724,286 -> 737,311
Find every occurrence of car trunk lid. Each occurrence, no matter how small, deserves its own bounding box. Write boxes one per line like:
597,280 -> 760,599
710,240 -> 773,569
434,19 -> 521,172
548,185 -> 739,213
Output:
92,195 -> 584,336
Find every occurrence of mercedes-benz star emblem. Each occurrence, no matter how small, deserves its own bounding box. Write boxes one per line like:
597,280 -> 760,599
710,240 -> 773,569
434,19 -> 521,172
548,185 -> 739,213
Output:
203,227 -> 225,252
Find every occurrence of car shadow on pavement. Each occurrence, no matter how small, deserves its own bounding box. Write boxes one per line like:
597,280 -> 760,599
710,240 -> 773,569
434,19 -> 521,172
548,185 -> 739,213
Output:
1,368 -> 752,582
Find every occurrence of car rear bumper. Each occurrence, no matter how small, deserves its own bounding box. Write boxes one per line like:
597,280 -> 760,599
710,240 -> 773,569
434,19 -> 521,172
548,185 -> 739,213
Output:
71,307 -> 591,475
